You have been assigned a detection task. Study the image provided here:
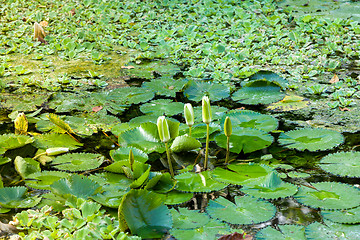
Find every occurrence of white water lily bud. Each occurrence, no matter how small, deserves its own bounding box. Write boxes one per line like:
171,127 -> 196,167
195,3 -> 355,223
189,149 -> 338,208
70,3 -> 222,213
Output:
45,147 -> 69,156
224,116 -> 232,137
184,103 -> 194,127
202,96 -> 211,124
157,116 -> 170,143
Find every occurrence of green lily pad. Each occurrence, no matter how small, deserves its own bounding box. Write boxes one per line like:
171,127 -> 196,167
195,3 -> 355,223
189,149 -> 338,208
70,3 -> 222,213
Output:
305,220 -> 360,240
278,128 -> 344,151
119,189 -> 172,239
128,115 -> 159,127
221,110 -> 278,132
171,208 -> 210,229
170,219 -> 235,240
193,105 -> 228,123
110,147 -> 148,163
320,152 -> 360,178
110,87 -> 154,104
118,122 -> 166,154
206,195 -> 276,225
51,153 -> 104,172
170,135 -> 202,153
25,171 -> 71,190
0,133 -> 34,154
0,186 -> 41,209
249,70 -> 288,89
141,77 -> 187,97
140,99 -> 184,116
175,171 -> 228,193
321,206 -> 360,224
164,191 -> 193,205
232,80 -> 285,105
51,174 -> 101,199
294,182 -> 360,210
240,172 -> 298,199
184,81 -> 230,102
32,133 -> 83,150
189,123 -> 221,139
211,163 -> 274,186
215,128 -> 273,154
14,156 -> 41,179
255,225 -> 306,240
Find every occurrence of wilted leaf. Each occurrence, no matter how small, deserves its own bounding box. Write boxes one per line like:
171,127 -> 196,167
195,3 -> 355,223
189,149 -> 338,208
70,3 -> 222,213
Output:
329,74 -> 339,84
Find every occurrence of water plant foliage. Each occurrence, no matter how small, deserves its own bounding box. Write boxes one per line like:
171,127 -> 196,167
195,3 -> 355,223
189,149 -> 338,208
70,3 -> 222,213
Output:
0,0 -> 360,238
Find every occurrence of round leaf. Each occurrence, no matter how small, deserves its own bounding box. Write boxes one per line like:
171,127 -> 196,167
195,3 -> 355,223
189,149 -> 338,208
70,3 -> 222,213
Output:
140,99 -> 184,116
184,81 -> 230,102
320,152 -> 360,178
51,153 -> 104,172
175,171 -> 228,193
255,225 -> 306,240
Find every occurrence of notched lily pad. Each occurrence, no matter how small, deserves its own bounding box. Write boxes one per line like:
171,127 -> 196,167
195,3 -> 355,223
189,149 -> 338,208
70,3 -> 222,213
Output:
206,195 -> 276,225
0,133 -> 34,154
0,186 -> 41,208
140,99 -> 184,116
294,182 -> 360,210
321,205 -> 360,224
25,171 -> 71,190
305,220 -> 360,240
320,152 -> 360,178
278,128 -> 344,151
184,81 -> 230,102
51,153 -> 104,172
256,225 -> 306,240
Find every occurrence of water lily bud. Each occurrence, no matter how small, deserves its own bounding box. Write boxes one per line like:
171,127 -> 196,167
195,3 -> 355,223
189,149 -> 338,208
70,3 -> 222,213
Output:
224,116 -> 232,137
184,103 -> 194,127
202,96 -> 212,124
45,147 -> 69,156
14,112 -> 28,135
157,116 -> 170,143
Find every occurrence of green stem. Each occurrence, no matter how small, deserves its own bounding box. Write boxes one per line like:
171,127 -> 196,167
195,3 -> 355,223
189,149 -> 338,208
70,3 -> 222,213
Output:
204,123 -> 210,170
165,142 -> 174,177
189,126 -> 192,137
225,136 -> 230,164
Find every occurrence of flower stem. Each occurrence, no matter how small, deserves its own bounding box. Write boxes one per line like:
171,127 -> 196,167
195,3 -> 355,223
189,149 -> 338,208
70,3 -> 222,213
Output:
225,136 -> 230,164
204,123 -> 210,170
189,126 -> 192,137
165,142 -> 174,177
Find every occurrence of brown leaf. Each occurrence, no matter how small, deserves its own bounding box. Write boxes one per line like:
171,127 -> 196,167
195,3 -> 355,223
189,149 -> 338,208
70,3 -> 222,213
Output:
34,22 -> 46,41
0,221 -> 19,234
340,107 -> 351,111
218,232 -> 250,240
329,74 -> 339,84
121,66 -> 135,69
39,21 -> 48,27
70,8 -> 76,16
92,106 -> 103,112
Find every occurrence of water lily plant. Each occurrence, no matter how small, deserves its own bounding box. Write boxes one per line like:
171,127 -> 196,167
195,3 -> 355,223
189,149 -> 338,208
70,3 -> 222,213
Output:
202,96 -> 211,170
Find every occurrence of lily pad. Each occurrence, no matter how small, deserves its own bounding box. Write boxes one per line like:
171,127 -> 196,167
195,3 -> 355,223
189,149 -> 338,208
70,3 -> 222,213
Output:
171,208 -> 210,229
141,77 -> 187,97
119,189 -> 172,239
232,80 -> 285,105
206,195 -> 276,225
32,133 -> 83,150
140,99 -> 184,116
249,70 -> 288,88
118,123 -> 165,154
278,128 -> 344,151
319,152 -> 360,178
170,135 -> 202,153
50,174 -> 101,199
25,171 -> 71,190
294,182 -> 360,210
215,128 -> 273,154
110,87 -> 154,104
164,191 -> 193,205
305,220 -> 360,240
0,134 -> 34,154
0,186 -> 41,209
175,171 -> 228,193
266,95 -> 310,112
221,110 -> 278,132
321,206 -> 360,224
51,153 -> 104,172
240,172 -> 298,199
110,147 -> 148,163
184,81 -> 230,102
255,225 -> 306,240
170,218 -> 236,240
211,163 -> 274,186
